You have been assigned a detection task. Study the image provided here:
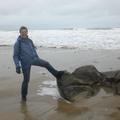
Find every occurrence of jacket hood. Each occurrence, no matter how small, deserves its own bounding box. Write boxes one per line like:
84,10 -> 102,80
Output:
17,35 -> 29,42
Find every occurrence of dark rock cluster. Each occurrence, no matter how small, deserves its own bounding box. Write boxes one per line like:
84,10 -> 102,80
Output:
57,65 -> 120,102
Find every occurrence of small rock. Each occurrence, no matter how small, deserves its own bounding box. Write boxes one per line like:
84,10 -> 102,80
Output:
94,61 -> 99,63
117,57 -> 120,60
117,107 -> 120,110
117,82 -> 120,95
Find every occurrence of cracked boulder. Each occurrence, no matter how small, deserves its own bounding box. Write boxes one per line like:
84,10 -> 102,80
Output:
102,70 -> 120,95
102,70 -> 120,82
72,65 -> 103,86
57,71 -> 94,102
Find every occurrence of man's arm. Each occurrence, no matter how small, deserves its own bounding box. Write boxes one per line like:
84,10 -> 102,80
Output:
13,42 -> 20,68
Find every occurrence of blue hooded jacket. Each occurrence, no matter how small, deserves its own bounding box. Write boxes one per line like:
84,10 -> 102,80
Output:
13,36 -> 39,68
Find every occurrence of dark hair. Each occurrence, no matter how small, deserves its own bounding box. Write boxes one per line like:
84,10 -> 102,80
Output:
19,26 -> 28,33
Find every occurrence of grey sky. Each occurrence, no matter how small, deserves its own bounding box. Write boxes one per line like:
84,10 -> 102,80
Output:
0,0 -> 120,30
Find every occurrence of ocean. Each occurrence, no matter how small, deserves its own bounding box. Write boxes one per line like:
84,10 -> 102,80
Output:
0,28 -> 120,50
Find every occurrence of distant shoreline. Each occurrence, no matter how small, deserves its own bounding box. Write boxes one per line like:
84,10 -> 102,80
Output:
0,27 -> 120,31
1,45 -> 120,51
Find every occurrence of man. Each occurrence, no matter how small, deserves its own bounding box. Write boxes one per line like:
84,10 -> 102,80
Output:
13,26 -> 64,101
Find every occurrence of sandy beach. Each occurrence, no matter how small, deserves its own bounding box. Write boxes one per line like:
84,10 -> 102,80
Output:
0,46 -> 120,120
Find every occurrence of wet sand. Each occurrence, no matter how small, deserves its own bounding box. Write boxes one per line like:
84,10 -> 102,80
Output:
0,46 -> 120,120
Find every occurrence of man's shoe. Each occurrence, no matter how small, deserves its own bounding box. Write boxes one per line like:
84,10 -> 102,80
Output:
22,96 -> 27,101
56,71 -> 64,78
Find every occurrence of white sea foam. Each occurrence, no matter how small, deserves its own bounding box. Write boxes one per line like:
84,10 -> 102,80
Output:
37,80 -> 61,100
0,28 -> 120,50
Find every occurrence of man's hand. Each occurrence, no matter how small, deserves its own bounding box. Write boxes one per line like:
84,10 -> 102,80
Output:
16,67 -> 21,74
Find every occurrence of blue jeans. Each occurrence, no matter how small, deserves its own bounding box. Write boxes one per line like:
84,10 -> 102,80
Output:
21,58 -> 58,96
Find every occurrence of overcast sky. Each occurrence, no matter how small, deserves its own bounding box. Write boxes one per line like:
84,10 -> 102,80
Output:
0,0 -> 120,30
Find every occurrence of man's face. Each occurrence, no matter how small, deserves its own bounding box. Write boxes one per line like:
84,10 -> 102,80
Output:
20,29 -> 28,38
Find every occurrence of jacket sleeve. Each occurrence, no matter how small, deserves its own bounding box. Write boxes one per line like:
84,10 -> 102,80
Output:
34,48 -> 39,58
13,41 -> 20,68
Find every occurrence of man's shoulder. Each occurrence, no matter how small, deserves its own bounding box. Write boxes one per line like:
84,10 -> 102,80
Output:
28,38 -> 33,42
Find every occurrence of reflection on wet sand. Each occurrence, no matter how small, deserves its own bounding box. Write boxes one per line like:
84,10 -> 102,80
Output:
109,112 -> 120,120
20,101 -> 36,120
46,100 -> 90,120
56,100 -> 89,116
